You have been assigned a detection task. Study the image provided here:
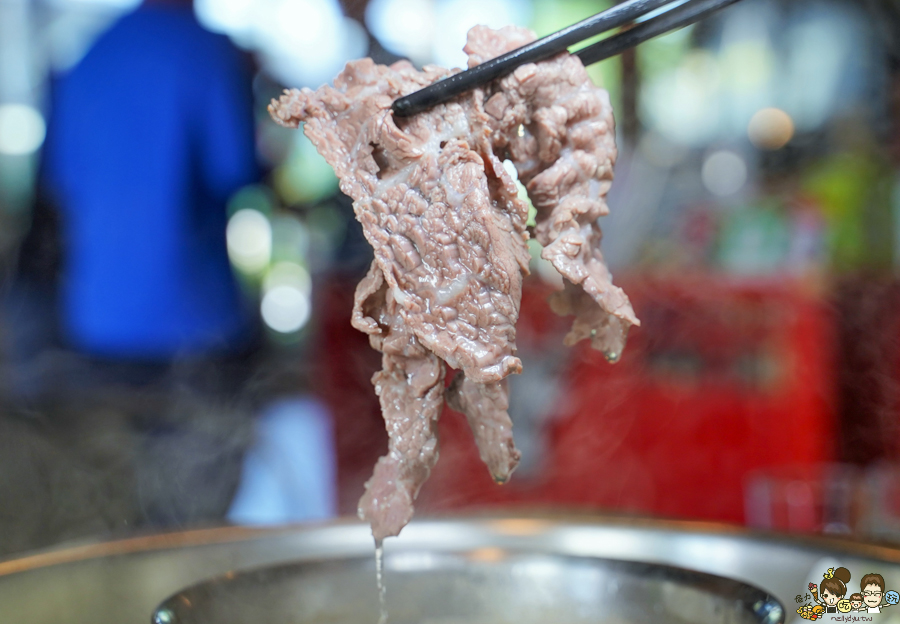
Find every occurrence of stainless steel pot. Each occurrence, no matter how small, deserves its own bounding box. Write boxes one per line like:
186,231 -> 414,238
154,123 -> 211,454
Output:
154,550 -> 783,624
2,514 -> 900,624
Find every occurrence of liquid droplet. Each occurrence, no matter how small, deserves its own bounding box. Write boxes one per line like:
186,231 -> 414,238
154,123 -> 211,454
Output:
375,539 -> 388,624
604,350 -> 620,363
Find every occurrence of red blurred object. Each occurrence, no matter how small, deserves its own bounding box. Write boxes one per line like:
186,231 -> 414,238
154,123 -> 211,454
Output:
316,274 -> 837,525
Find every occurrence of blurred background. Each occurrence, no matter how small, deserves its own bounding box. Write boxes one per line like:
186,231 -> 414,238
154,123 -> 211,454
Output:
2,0 -> 900,559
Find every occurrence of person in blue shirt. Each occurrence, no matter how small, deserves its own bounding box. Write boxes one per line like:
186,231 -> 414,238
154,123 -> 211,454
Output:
37,0 -> 262,526
44,0 -> 258,358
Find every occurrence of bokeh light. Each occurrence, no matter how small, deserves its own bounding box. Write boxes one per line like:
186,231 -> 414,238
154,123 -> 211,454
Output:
270,215 -> 311,265
718,11 -> 776,131
261,0 -> 362,86
642,50 -> 720,147
261,284 -> 311,333
260,262 -> 312,334
274,133 -> 339,205
366,0 -> 529,69
264,261 -> 312,298
365,0 -> 435,65
702,150 -> 747,197
782,5 -> 869,132
226,208 -> 272,274
193,0 -> 255,42
747,107 -> 794,151
195,0 -> 366,87
432,0 -> 529,69
0,104 -> 46,156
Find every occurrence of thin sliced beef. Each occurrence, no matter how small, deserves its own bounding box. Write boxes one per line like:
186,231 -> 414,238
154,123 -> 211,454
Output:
269,24 -> 639,540
466,25 -> 639,361
271,60 -> 529,384
352,262 -> 446,541
446,374 -> 520,483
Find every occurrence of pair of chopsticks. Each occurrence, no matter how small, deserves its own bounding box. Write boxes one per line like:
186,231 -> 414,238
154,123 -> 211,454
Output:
392,0 -> 745,117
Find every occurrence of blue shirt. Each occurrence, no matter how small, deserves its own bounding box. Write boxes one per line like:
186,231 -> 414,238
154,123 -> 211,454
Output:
44,5 -> 259,359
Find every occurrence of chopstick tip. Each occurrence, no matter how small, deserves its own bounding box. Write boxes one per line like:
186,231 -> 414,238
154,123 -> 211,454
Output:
391,97 -> 414,118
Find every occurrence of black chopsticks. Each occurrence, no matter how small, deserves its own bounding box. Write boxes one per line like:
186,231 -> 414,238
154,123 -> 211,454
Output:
391,0 -> 745,118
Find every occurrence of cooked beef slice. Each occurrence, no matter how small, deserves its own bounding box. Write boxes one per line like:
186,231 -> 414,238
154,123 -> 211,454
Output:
352,262 -> 446,540
465,25 -> 639,361
269,24 -> 638,539
446,373 -> 520,483
270,59 -> 529,384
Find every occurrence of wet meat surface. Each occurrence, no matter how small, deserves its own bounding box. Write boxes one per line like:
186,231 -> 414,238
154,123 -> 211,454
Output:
352,263 -> 446,540
466,26 -> 639,360
270,25 -> 639,540
446,374 -> 519,484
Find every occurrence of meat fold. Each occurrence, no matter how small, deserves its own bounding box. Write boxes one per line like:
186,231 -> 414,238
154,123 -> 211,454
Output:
352,263 -> 446,541
446,374 -> 520,483
465,25 -> 640,361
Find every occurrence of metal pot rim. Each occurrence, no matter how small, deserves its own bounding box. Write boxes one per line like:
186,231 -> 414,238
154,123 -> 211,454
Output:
3,509 -> 899,576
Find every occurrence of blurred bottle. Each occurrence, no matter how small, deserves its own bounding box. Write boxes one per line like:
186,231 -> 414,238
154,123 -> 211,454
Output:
745,464 -> 862,535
